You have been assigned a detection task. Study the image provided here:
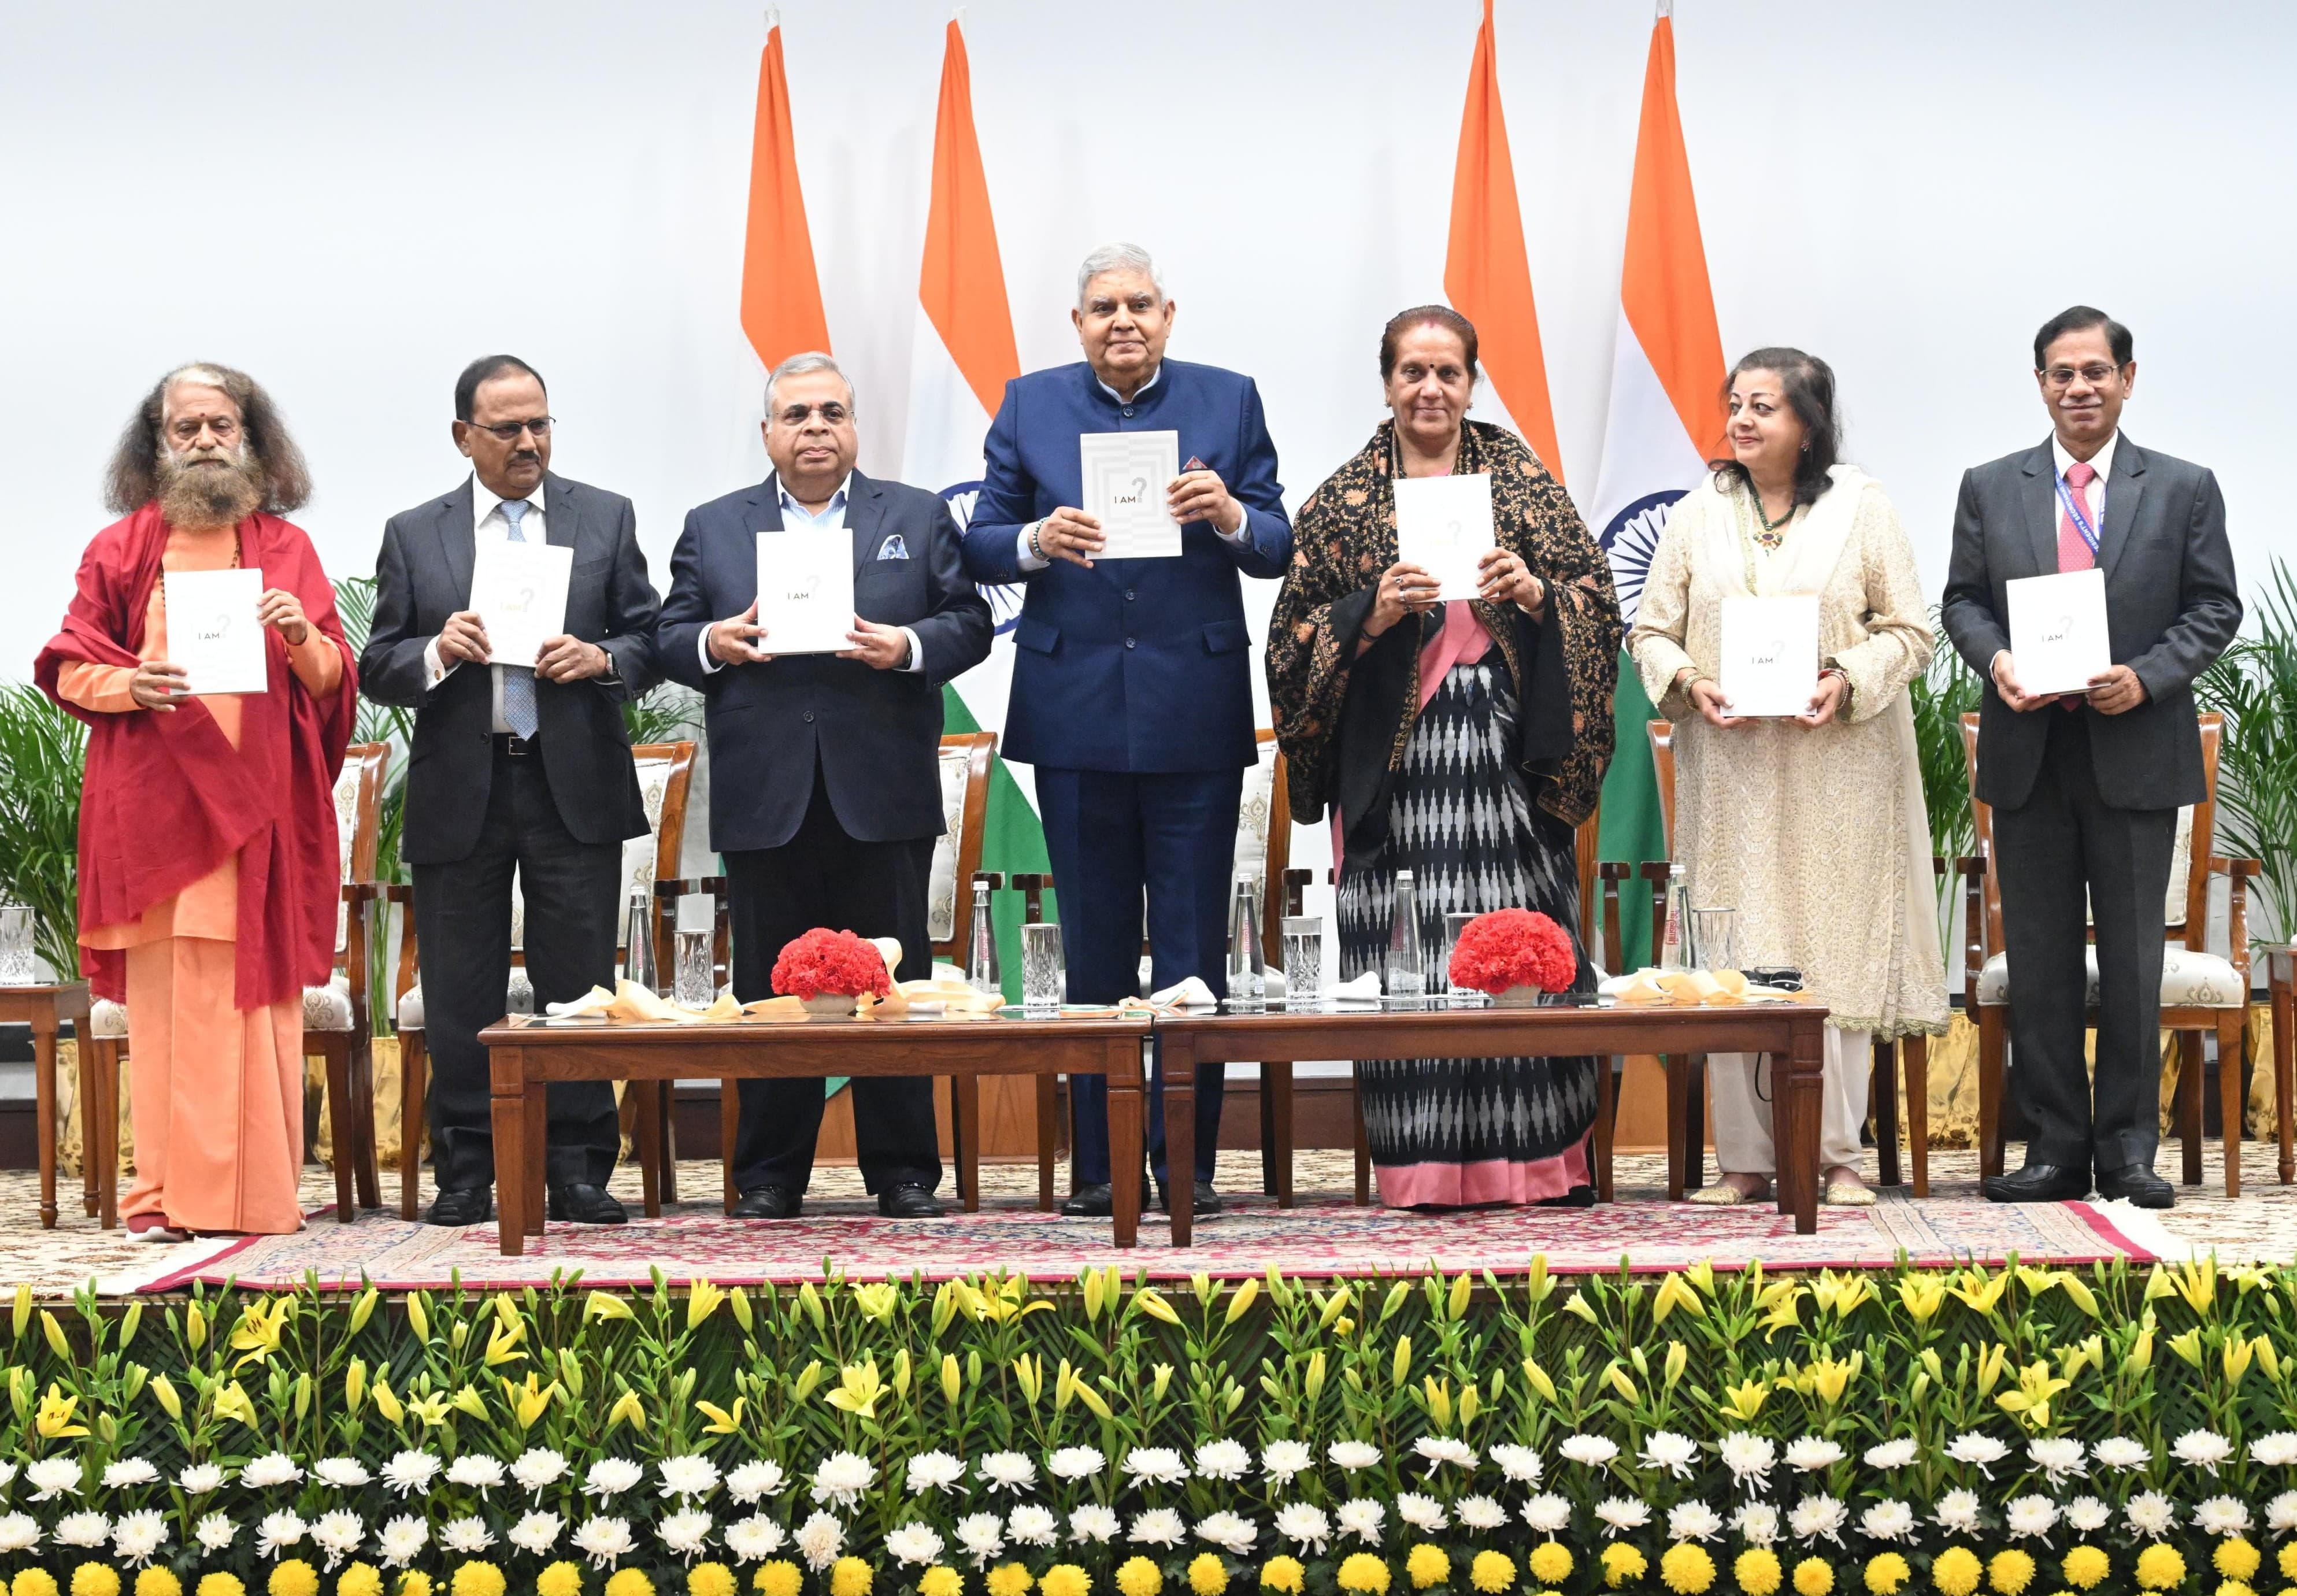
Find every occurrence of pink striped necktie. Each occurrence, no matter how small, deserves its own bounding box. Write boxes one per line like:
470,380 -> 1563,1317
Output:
2057,460 -> 2098,573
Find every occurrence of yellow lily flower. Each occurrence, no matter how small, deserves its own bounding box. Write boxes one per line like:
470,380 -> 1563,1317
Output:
697,1397 -> 747,1435
2224,1335 -> 2255,1384
2058,1273 -> 2100,1317
1652,1273 -> 1703,1325
1132,1288 -> 1181,1327
371,1377 -> 405,1425
40,1309 -> 71,1362
584,1291 -> 633,1322
1974,1342 -> 2010,1397
2173,1258 -> 2218,1315
1425,1375 -> 1453,1430
344,1359 -> 368,1413
2255,1335 -> 2281,1382
149,1374 -> 181,1422
1805,1351 -> 1861,1407
688,1278 -> 728,1330
1897,1273 -> 1947,1323
505,1373 -> 560,1431
1521,1358 -> 1558,1404
211,1380 -> 261,1429
1228,1279 -> 1263,1325
850,1283 -> 901,1324
825,1359 -> 887,1419
1392,1336 -> 1413,1387
405,1390 -> 455,1427
941,1353 -> 962,1406
1685,1260 -> 1717,1298
1717,1378 -> 1769,1422
483,1317 -> 528,1367
2167,1328 -> 2206,1369
605,1388 -> 647,1434
1012,1354 -> 1042,1405
1664,1341 -> 1689,1390
1995,1360 -> 2070,1430
1811,1270 -> 1874,1318
450,1383 -> 488,1420
34,1384 -> 88,1439
1447,1272 -> 1473,1323
1951,1269 -> 2009,1317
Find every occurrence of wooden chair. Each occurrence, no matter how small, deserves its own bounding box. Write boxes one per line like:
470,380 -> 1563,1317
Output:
392,741 -> 697,1220
1961,712 -> 2258,1194
80,742 -> 392,1227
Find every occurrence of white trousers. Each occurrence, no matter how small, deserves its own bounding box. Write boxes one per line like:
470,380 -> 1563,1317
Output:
1709,1027 -> 1872,1177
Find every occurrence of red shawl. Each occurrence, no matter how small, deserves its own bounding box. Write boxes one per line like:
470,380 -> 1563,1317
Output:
33,503 -> 357,1009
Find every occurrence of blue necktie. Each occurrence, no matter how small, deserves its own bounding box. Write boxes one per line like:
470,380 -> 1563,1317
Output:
499,499 -> 540,739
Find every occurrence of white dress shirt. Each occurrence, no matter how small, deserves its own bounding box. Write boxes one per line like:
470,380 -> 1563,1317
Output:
424,477 -> 561,734
701,472 -> 924,674
1013,362 -> 1257,572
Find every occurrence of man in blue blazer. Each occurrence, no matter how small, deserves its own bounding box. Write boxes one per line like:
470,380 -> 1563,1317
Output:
658,353 -> 992,1219
963,242 -> 1292,1218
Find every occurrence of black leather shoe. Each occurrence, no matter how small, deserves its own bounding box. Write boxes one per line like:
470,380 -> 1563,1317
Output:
1061,1183 -> 1114,1217
425,1187 -> 492,1227
731,1184 -> 803,1220
2096,1162 -> 2175,1209
877,1183 -> 945,1219
1981,1163 -> 2091,1204
549,1183 -> 628,1225
1158,1180 -> 1223,1217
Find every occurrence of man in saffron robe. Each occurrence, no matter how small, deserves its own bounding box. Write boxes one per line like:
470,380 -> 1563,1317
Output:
35,363 -> 354,1239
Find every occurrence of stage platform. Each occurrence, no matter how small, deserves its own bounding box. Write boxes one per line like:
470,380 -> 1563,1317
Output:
5,1145 -> 2281,1298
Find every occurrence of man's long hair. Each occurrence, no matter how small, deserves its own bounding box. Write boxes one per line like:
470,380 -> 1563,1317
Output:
103,362 -> 313,516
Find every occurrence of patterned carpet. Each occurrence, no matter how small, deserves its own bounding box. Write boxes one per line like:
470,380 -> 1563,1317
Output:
2,1145 -> 2287,1297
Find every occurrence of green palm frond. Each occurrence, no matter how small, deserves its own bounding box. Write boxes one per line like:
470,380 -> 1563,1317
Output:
0,683 -> 87,979
2199,557 -> 2297,945
1910,612 -> 1983,887
624,682 -> 705,746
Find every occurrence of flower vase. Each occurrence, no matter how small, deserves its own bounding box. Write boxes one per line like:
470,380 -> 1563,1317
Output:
802,994 -> 858,1018
1491,986 -> 1553,1008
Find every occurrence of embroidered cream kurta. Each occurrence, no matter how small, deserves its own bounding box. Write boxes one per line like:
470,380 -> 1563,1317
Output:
1628,466 -> 1950,1040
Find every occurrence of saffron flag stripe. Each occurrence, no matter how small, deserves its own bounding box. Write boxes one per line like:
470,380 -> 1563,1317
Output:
738,22 -> 831,369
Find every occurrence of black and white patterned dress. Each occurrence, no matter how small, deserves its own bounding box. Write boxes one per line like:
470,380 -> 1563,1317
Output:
1335,645 -> 1599,1207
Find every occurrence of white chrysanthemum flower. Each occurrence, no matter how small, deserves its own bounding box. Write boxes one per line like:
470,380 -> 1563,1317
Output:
509,1510 -> 565,1555
2026,1438 -> 2086,1484
2003,1497 -> 2059,1541
1640,1431 -> 1699,1479
2125,1491 -> 2177,1538
2172,1429 -> 2233,1473
798,1510 -> 850,1571
1196,1510 -> 1258,1556
1124,1447 -> 1192,1487
1720,1431 -> 1777,1490
570,1514 -> 633,1570
659,1509 -> 716,1560
1932,1490 -> 1982,1535
725,1514 -> 788,1561
659,1455 -> 724,1500
1559,1434 -> 1621,1468
55,1512 -> 109,1549
1489,1443 -> 1543,1485
111,1509 -> 168,1567
440,1516 -> 496,1555
194,1513 -> 236,1552
177,1462 -> 228,1495
1521,1494 -> 1572,1535
584,1457 -> 645,1500
1009,1505 -> 1059,1547
1785,1438 -> 1846,1473
0,1514 -> 37,1555
380,1450 -> 441,1497
1328,1441 -> 1382,1473
1261,1441 -> 1314,1485
1396,1493 -> 1448,1533
449,1454 -> 507,1496
1457,1496 -> 1508,1532
1596,1497 -> 1653,1536
979,1450 -> 1039,1493
1669,1501 -> 1725,1543
953,1510 -> 1004,1568
1732,1503 -> 1780,1549
1275,1502 -> 1332,1555
2194,1495 -> 2252,1536
313,1457 -> 374,1490
1049,1447 -> 1106,1483
379,1514 -> 431,1568
513,1448 -> 572,1494
1862,1439 -> 1917,1472
887,1524 -> 947,1567
256,1510 -> 307,1556
1069,1505 -> 1121,1545
907,1451 -> 968,1495
2267,1490 -> 2297,1536
25,1458 -> 82,1501
728,1460 -> 790,1504
810,1451 -> 877,1509
242,1451 -> 305,1489
1336,1498 -> 1387,1545
1944,1432 -> 2009,1476
2251,1432 -> 2297,1468
1196,1441 -> 1253,1482
1414,1436 -> 1478,1472
1129,1508 -> 1188,1548
102,1458 -> 161,1491
1859,1501 -> 1916,1543
2092,1436 -> 2151,1472
2064,1497 -> 2112,1535
310,1510 -> 365,1569
1788,1494 -> 1847,1546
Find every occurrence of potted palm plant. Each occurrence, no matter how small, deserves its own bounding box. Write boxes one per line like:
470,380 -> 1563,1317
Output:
2200,558 -> 2297,951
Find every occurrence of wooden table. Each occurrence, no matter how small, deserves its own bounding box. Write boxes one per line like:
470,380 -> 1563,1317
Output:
2268,946 -> 2296,1186
0,983 -> 95,1230
1154,998 -> 1832,1245
480,1009 -> 1153,1256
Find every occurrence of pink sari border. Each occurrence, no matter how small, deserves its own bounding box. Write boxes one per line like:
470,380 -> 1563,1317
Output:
1375,1130 -> 1592,1209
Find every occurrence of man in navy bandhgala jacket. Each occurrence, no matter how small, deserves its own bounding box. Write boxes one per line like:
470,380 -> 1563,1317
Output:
963,242 -> 1292,1217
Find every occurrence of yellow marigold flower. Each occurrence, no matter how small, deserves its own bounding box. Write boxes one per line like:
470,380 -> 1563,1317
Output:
989,1569 -> 1034,1596
924,1573 -> 966,1596
73,1570 -> 121,1596
692,1570 -> 739,1596
1116,1562 -> 1164,1596
1866,1558 -> 1912,1596
1472,1553 -> 1517,1595
2284,1549 -> 2297,1586
1665,1546 -> 1719,1596
1340,1556 -> 1394,1596
1933,1549 -> 1984,1596
135,1575 -> 184,1596
535,1568 -> 583,1596
397,1579 -> 432,1596
2136,1549 -> 2187,1593
1262,1561 -> 1306,1595
2220,1584 -> 2257,1596
1604,1546 -> 1650,1591
267,1568 -> 319,1596
2220,1545 -> 2264,1584
831,1560 -> 873,1596
1991,1552 -> 2037,1596
1409,1546 -> 1453,1590
1042,1568 -> 1093,1596
449,1569 -> 505,1596
2064,1550 -> 2111,1592
1531,1546 -> 1574,1589
1738,1550 -> 1785,1596
195,1582 -> 245,1596
1191,1557 -> 1231,1596
15,1578 -> 61,1596
755,1566 -> 805,1596
1796,1563 -> 1835,1596
603,1575 -> 654,1596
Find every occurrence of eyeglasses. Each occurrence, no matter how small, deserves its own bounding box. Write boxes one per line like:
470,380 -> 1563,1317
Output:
466,416 -> 554,442
2040,365 -> 2124,390
772,402 -> 851,427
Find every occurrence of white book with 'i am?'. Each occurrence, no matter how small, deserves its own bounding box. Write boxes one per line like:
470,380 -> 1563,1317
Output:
2006,568 -> 2111,696
1718,594 -> 1821,718
755,529 -> 855,655
163,566 -> 268,694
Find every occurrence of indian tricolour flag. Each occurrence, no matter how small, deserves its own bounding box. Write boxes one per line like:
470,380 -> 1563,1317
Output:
1580,0 -> 1728,965
899,16 -> 1053,969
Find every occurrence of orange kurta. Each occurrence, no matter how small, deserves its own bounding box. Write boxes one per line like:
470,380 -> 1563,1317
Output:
56,524 -> 343,1235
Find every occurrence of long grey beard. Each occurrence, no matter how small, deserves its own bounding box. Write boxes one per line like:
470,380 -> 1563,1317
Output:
158,447 -> 264,529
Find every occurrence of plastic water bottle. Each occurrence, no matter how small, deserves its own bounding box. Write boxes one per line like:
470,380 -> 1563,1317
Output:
623,888 -> 659,994
1225,872 -> 1266,1009
966,878 -> 1001,995
1388,870 -> 1425,999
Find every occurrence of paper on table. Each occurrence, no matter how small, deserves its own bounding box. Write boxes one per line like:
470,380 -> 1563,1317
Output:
164,567 -> 268,694
755,528 -> 857,655
468,539 -> 572,668
1718,594 -> 1821,717
1392,473 -> 1494,600
2006,568 -> 2111,695
1080,429 -> 1181,559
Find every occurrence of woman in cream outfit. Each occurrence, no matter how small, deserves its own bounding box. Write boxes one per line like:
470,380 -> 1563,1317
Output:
1629,347 -> 1949,1205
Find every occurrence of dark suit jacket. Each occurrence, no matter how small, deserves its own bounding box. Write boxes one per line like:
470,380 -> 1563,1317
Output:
361,472 -> 662,863
656,469 -> 992,853
1941,434 -> 2241,811
960,358 -> 1291,773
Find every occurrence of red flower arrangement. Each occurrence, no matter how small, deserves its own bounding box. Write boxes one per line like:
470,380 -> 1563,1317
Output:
771,928 -> 894,1001
1447,908 -> 1577,996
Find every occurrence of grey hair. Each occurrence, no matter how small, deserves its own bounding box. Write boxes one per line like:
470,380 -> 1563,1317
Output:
160,364 -> 236,417
765,351 -> 856,416
1076,242 -> 1167,308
